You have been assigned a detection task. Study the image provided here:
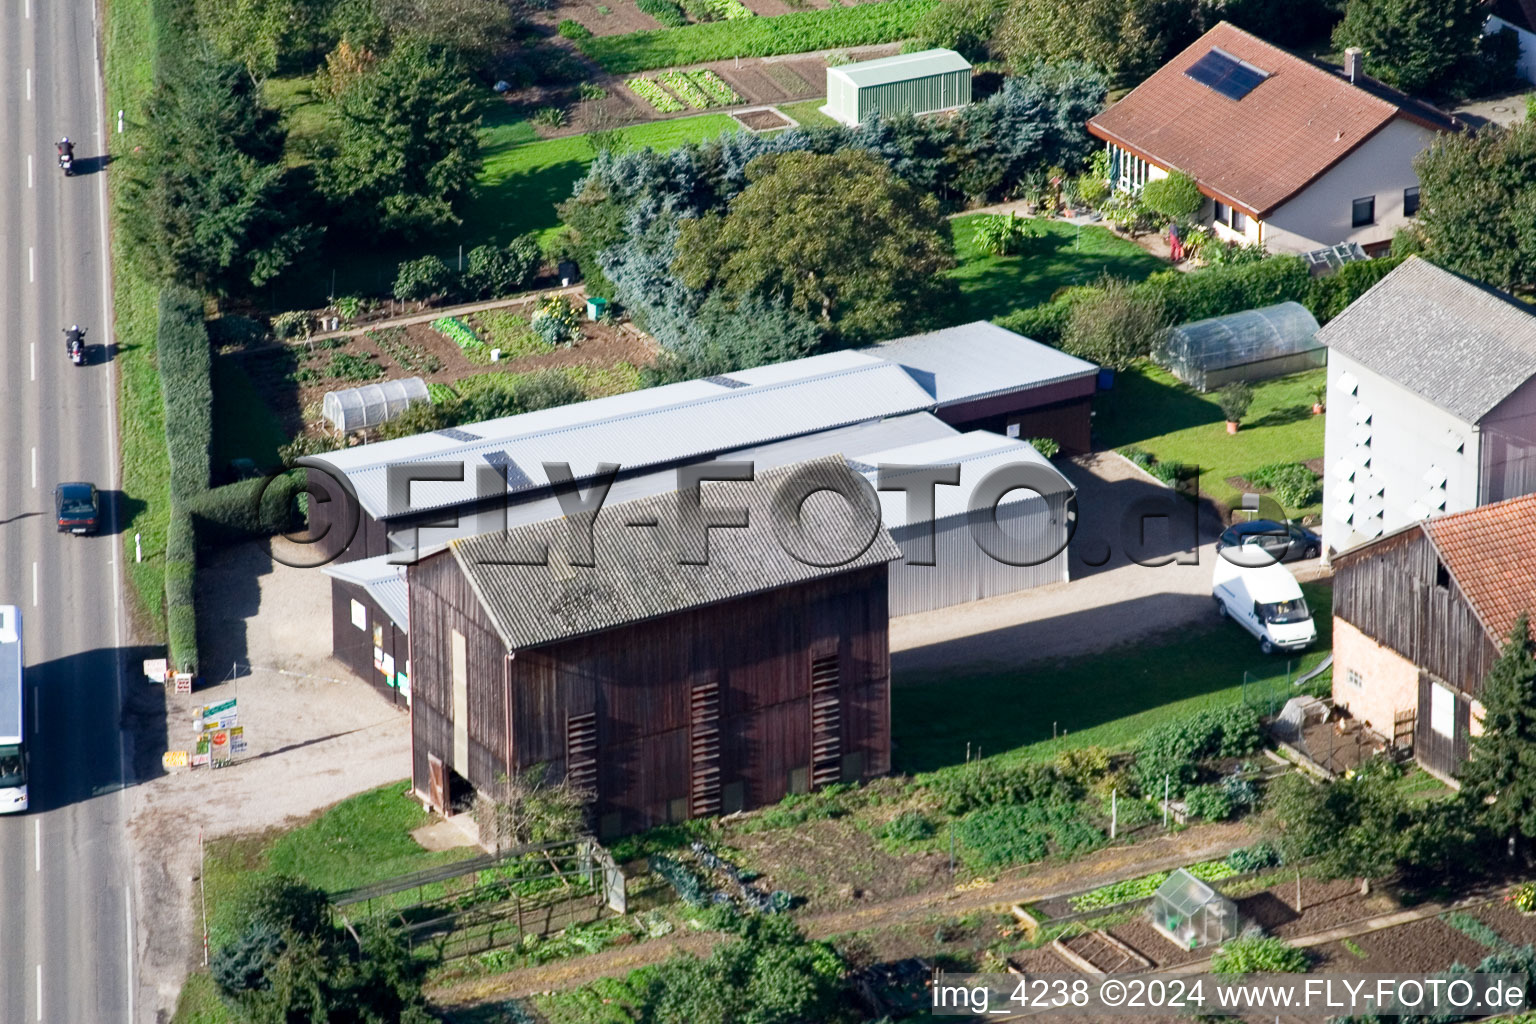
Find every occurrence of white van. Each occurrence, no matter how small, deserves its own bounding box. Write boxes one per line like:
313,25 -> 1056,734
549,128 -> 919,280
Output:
1213,554 -> 1316,654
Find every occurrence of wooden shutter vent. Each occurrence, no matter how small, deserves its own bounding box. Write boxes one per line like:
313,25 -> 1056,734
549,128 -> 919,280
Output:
566,712 -> 598,793
810,655 -> 841,789
690,680 -> 722,816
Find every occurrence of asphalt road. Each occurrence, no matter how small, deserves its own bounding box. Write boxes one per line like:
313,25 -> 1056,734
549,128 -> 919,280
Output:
0,0 -> 137,1021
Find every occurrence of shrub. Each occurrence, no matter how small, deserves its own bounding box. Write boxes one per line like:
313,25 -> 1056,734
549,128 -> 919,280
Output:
1304,255 -> 1405,323
270,310 -> 310,340
1217,382 -> 1253,424
393,254 -> 455,303
191,473 -> 303,544
994,296 -> 1074,346
1062,275 -> 1169,371
164,512 -> 199,673
955,801 -> 1103,867
1027,437 -> 1060,459
1150,256 -> 1311,324
557,18 -> 592,39
1148,460 -> 1192,487
1225,840 -> 1283,873
923,760 -> 1080,816
531,295 -> 582,345
882,810 -> 936,844
1131,705 -> 1263,798
636,0 -> 687,26
207,314 -> 266,348
1246,462 -> 1320,509
1142,170 -> 1203,221
1117,445 -> 1153,469
1211,935 -> 1309,975
464,236 -> 543,299
973,212 -> 1035,256
577,82 -> 608,101
1183,784 -> 1235,821
532,105 -> 568,129
1054,746 -> 1110,786
577,0 -> 939,74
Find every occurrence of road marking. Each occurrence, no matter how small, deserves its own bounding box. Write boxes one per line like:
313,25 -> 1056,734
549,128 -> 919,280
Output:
25,0 -> 30,18
29,247 -> 34,283
30,342 -> 35,381
35,963 -> 41,1021
32,447 -> 37,488
26,68 -> 31,101
125,890 -> 135,1024
34,819 -> 40,872
32,563 -> 37,607
27,153 -> 33,189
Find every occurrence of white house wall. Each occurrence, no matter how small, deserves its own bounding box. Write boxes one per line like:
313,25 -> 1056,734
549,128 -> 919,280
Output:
1322,351 -> 1481,557
1263,118 -> 1439,254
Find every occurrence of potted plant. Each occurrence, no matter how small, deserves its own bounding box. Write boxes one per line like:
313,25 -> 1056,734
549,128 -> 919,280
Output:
1310,382 -> 1327,415
1217,382 -> 1254,434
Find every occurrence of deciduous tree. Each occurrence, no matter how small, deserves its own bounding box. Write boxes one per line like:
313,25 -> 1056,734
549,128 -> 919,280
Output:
673,150 -> 956,343
1332,0 -> 1489,95
1414,121 -> 1536,293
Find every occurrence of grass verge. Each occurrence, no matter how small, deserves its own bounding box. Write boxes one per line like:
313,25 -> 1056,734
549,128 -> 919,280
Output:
202,780 -> 473,951
777,97 -> 839,128
892,581 -> 1333,773
105,0 -> 175,637
1093,363 -> 1327,517
576,0 -> 938,74
168,971 -> 232,1024
948,213 -> 1166,324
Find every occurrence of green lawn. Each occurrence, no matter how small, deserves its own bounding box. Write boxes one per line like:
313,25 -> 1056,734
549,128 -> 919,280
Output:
262,75 -> 338,164
203,781 -> 474,950
467,112 -> 742,245
169,972 -> 232,1024
1094,363 -> 1327,517
778,98 -> 839,129
947,213 -> 1166,324
893,581 -> 1333,773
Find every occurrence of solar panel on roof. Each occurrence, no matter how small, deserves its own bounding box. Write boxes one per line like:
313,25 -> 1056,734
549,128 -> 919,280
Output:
436,427 -> 481,441
703,375 -> 750,389
1184,48 -> 1269,100
483,451 -> 535,491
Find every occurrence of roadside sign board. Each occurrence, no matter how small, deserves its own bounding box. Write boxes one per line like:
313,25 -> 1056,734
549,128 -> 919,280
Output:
190,752 -> 210,767
202,699 -> 236,717
174,673 -> 192,694
162,750 -> 188,770
143,659 -> 167,683
229,726 -> 248,756
210,729 -> 231,765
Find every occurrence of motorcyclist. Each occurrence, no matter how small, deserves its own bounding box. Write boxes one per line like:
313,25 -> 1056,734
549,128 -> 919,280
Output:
65,325 -> 83,359
57,138 -> 73,161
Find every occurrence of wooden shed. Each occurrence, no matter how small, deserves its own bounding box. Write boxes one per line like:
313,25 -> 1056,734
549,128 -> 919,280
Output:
405,457 -> 902,836
823,49 -> 972,127
1331,492 -> 1536,780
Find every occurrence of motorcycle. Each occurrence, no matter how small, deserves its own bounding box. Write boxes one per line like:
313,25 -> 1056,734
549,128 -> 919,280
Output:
57,140 -> 74,176
65,326 -> 84,366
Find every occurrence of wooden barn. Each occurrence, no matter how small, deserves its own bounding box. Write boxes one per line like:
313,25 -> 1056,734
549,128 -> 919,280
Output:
1331,492 -> 1536,781
405,457 -> 902,836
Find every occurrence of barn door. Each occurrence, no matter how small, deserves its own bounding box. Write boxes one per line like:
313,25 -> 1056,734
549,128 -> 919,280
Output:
690,678 -> 721,817
810,653 -> 842,789
427,754 -> 447,813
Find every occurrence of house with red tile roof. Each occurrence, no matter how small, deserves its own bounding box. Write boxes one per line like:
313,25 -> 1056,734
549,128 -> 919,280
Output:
1087,22 -> 1460,256
1330,492 -> 1536,781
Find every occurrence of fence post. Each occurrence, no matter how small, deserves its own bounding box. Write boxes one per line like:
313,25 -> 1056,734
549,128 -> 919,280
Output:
1163,775 -> 1170,828
1110,789 -> 1117,840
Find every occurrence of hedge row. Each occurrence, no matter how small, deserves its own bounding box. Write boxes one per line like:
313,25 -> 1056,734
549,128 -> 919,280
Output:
191,472 -> 304,546
577,0 -> 938,74
158,286 -> 213,502
995,255 -> 1406,348
165,509 -> 198,673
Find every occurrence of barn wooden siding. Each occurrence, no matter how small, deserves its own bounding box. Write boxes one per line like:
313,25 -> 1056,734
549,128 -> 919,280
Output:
408,555 -> 891,835
1334,528 -> 1497,696
306,466 -> 387,565
330,579 -> 409,706
1415,670 -> 1474,781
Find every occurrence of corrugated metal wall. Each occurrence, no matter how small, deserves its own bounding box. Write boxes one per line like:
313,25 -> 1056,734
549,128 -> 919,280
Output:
859,69 -> 973,122
886,493 -> 1070,616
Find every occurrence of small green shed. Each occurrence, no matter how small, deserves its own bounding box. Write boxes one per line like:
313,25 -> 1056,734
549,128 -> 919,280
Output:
822,48 -> 972,127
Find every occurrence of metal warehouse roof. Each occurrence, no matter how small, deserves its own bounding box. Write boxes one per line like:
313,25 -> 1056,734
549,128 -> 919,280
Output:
310,350 -> 936,521
322,557 -> 411,631
449,458 -> 903,651
860,321 -> 1098,407
405,412 -> 961,548
828,48 -> 972,89
0,607 -> 19,743
1317,256 -> 1536,423
851,431 -> 1075,527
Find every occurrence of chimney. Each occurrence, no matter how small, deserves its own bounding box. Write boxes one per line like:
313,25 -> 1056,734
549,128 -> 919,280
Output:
1344,47 -> 1363,84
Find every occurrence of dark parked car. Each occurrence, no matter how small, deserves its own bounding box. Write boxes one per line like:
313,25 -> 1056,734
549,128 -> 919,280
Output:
1216,519 -> 1320,566
54,482 -> 99,535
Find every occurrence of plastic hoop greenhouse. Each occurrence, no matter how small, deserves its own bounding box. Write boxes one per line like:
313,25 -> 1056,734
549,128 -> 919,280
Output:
1155,301 -> 1324,392
1150,868 -> 1237,950
323,377 -> 431,433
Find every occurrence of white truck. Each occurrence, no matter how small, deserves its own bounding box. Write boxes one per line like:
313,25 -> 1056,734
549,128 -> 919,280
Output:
1212,554 -> 1316,655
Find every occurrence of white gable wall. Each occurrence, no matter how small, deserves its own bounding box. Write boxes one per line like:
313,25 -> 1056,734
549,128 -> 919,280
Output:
1262,118 -> 1439,255
1322,349 -> 1482,557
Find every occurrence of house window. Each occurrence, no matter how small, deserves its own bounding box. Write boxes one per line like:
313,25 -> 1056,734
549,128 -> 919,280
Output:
1403,186 -> 1420,217
1213,201 -> 1229,227
1352,196 -> 1375,228
1430,682 -> 1454,738
1435,563 -> 1450,589
1230,209 -> 1247,233
1346,668 -> 1363,689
